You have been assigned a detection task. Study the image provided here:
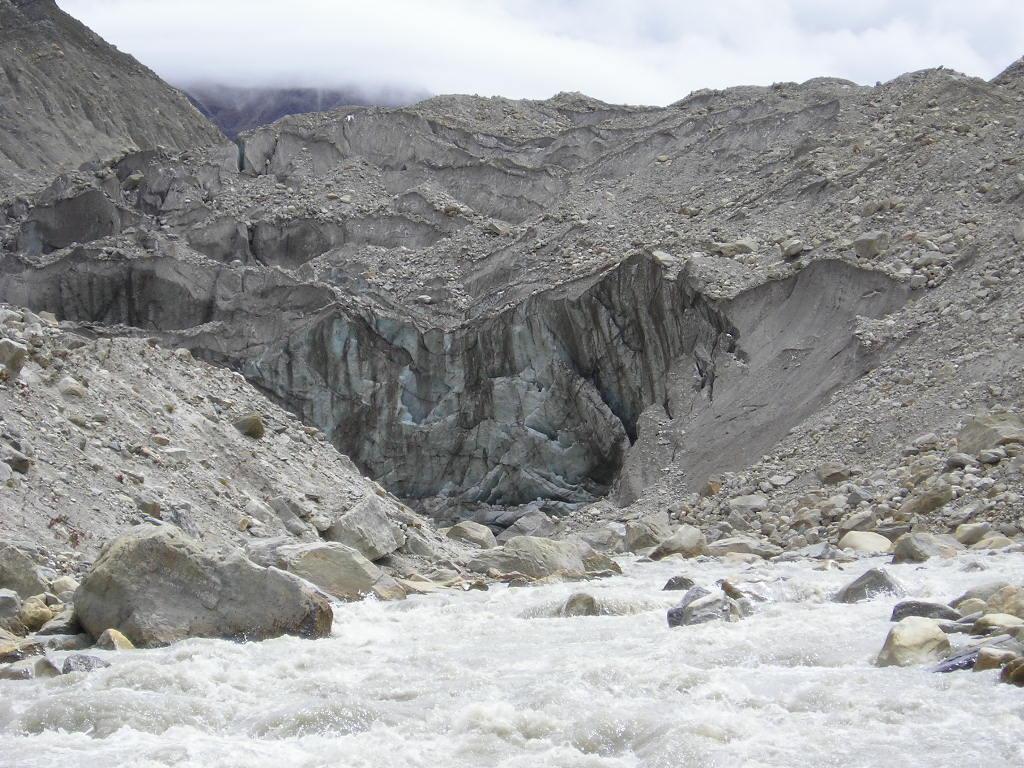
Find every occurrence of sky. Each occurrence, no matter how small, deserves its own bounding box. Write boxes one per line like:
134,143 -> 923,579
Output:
57,0 -> 1024,105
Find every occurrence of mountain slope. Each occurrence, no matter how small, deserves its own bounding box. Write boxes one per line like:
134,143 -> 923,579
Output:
3,64 -> 1022,541
0,0 -> 224,193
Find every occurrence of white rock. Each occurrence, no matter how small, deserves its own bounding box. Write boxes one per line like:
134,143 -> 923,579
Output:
876,617 -> 950,667
838,530 -> 893,554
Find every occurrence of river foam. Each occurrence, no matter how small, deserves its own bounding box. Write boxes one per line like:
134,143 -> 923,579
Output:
2,553 -> 1023,767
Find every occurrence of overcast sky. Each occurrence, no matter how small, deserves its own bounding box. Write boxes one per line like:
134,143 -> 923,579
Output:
57,0 -> 1024,105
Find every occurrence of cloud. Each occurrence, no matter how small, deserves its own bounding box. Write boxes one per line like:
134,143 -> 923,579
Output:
56,0 -> 1024,104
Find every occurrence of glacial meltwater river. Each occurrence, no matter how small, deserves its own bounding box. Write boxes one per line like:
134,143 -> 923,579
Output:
1,553 -> 1023,768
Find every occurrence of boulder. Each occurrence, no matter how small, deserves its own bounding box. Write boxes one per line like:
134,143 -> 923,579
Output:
853,230 -> 890,259
972,613 -> 1024,635
17,595 -> 52,632
74,526 -> 333,647
497,509 -> 560,543
838,530 -> 892,554
663,575 -> 696,591
954,522 -> 992,545
0,588 -> 21,629
447,521 -> 498,549
834,568 -> 904,603
890,600 -> 961,622
985,585 -> 1024,619
956,598 -> 988,616
780,238 -> 804,258
667,585 -> 709,627
816,462 -> 853,484
728,495 -> 768,514
0,543 -> 47,598
891,532 -> 958,564
706,536 -> 782,559
898,480 -> 953,517
1,443 -> 31,474
62,654 -> 111,675
36,605 -> 80,636
650,525 -> 707,560
667,586 -> 743,627
95,628 -> 135,651
467,536 -> 585,579
974,647 -> 1019,673
0,659 -> 37,680
567,537 -> 621,575
971,535 -> 1015,551
275,541 -> 382,601
957,411 -> 1024,457
624,514 -> 672,552
876,617 -> 950,667
400,528 -> 444,559
1001,657 -> 1024,686
324,494 -> 406,561
576,522 -> 626,554
837,509 -> 877,536
0,338 -> 28,380
50,575 -> 80,600
714,237 -> 758,257
559,592 -> 601,617
951,581 -> 1011,609
369,574 -> 407,601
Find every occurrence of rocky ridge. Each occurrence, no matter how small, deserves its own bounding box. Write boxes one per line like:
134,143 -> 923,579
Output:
0,0 -> 223,194
10,64 -> 1024,529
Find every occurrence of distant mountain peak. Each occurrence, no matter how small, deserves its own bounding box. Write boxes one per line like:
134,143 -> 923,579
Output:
181,83 -> 429,139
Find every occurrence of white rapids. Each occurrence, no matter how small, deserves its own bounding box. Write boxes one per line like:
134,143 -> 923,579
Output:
2,553 -> 1023,768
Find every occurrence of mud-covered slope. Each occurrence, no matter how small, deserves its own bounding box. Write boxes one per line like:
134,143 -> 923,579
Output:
0,0 -> 224,193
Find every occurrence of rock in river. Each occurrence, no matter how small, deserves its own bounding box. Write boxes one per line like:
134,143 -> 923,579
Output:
876,617 -> 950,667
74,526 -> 333,647
468,536 -> 586,580
834,568 -> 904,603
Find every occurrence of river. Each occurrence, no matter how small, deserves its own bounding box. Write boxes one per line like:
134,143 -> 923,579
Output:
2,553 -> 1023,767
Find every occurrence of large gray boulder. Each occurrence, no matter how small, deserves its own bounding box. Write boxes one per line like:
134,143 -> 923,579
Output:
577,522 -> 627,554
324,494 -> 406,561
74,526 -> 333,647
898,481 -> 953,517
650,525 -> 707,560
667,586 -> 745,627
706,536 -> 782,559
447,521 -> 498,549
834,568 -> 904,603
957,411 -> 1024,456
891,532 -> 959,564
274,542 -> 383,601
625,513 -> 673,552
890,600 -> 961,622
0,338 -> 28,380
0,588 -> 21,631
467,536 -> 585,579
0,543 -> 47,598
496,509 -> 560,543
